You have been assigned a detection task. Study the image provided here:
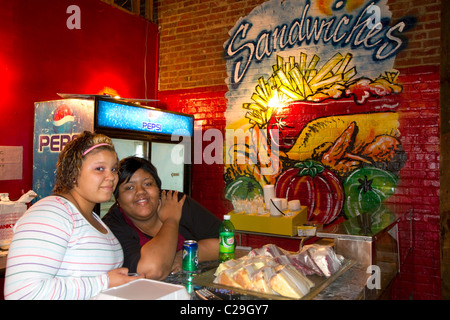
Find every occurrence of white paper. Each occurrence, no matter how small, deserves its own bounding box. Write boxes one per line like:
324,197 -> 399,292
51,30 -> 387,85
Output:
0,146 -> 23,181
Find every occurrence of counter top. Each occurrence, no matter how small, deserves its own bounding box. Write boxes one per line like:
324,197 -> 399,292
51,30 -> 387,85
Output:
1,247 -> 383,300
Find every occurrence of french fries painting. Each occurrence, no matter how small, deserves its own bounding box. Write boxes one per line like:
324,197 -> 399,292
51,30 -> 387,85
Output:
242,52 -> 401,129
224,52 -> 406,226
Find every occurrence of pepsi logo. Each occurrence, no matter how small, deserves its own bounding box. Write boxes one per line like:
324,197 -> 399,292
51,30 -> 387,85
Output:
53,104 -> 75,133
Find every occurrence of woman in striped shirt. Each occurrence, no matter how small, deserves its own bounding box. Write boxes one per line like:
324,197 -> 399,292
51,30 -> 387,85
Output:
4,131 -> 139,300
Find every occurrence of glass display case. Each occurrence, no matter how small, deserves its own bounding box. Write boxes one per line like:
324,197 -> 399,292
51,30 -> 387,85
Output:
316,204 -> 413,299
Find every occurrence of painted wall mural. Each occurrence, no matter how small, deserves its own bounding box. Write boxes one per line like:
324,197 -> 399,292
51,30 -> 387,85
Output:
223,0 -> 414,229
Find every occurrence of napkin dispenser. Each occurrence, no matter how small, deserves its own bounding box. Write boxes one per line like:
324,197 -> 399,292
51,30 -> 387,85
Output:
229,206 -> 308,236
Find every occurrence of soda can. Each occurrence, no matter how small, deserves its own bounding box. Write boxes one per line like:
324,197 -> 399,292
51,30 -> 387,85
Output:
182,240 -> 198,272
185,274 -> 194,294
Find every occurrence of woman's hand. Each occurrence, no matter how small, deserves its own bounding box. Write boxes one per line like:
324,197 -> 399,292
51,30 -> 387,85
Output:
137,191 -> 186,280
107,267 -> 142,288
158,190 -> 186,223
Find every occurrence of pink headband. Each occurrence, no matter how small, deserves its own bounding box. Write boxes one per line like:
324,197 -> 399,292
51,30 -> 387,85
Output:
82,143 -> 111,156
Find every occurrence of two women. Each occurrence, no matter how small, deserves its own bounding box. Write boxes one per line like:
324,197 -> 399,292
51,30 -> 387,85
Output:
5,133 -> 220,299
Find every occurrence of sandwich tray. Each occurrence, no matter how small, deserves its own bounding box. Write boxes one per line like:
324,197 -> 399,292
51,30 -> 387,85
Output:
192,259 -> 355,300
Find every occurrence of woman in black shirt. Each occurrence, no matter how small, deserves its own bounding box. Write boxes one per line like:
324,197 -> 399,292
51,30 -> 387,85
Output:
103,156 -> 220,280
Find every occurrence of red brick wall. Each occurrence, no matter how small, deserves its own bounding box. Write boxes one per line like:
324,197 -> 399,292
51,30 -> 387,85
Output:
156,0 -> 263,91
157,86 -> 230,215
389,66 -> 441,299
390,0 -> 441,66
156,0 -> 441,91
156,0 -> 441,299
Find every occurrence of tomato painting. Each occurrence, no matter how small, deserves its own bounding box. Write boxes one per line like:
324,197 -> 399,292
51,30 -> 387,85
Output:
275,160 -> 344,225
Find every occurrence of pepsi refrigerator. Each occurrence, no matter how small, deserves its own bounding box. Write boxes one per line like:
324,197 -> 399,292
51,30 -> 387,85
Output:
33,97 -> 194,216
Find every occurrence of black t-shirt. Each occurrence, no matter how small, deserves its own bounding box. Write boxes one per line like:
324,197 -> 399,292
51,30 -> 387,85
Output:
102,196 -> 221,273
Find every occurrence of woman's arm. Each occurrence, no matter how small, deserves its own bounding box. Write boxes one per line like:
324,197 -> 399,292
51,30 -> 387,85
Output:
198,238 -> 220,262
137,191 -> 186,280
170,238 -> 219,273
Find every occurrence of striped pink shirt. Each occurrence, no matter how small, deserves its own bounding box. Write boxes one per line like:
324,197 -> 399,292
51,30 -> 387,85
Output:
4,196 -> 124,300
